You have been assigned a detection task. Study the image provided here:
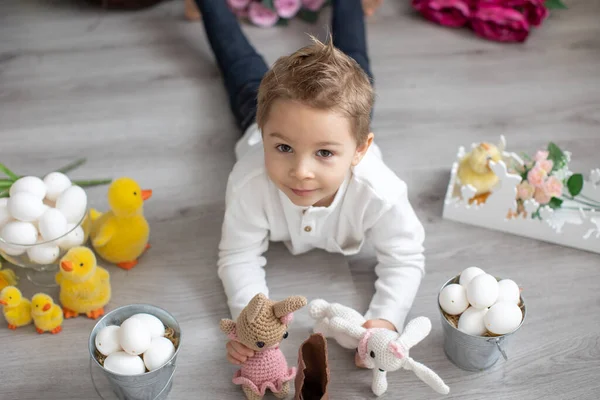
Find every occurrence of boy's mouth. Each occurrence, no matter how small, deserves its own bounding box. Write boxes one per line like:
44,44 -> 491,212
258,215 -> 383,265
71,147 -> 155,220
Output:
291,188 -> 317,197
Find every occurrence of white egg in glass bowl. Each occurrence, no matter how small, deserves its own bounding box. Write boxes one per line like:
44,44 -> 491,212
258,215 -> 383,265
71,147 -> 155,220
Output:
0,176 -> 91,287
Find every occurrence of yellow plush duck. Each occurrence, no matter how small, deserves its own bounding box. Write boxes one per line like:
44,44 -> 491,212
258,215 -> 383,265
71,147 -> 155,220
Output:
0,286 -> 32,330
457,141 -> 503,204
89,177 -> 152,270
31,293 -> 63,334
0,261 -> 18,291
56,246 -> 111,319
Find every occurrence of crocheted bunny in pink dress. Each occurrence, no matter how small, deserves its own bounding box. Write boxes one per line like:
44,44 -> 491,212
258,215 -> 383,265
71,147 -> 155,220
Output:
220,293 -> 307,400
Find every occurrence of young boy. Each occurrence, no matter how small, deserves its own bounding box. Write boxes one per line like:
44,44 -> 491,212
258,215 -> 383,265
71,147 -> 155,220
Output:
193,0 -> 425,367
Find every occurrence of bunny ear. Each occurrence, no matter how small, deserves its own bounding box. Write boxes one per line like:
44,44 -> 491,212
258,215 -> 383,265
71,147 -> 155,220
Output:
399,317 -> 431,349
388,341 -> 407,359
405,359 -> 450,395
246,293 -> 267,323
273,295 -> 307,318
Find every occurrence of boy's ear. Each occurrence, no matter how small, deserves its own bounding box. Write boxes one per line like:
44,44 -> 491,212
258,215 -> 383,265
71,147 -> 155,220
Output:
352,132 -> 375,166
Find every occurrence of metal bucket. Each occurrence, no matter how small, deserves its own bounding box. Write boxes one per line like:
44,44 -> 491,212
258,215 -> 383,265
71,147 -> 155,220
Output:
438,275 -> 526,372
88,304 -> 182,400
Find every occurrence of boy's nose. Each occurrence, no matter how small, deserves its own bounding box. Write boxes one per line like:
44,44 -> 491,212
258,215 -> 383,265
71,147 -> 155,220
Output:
291,160 -> 314,180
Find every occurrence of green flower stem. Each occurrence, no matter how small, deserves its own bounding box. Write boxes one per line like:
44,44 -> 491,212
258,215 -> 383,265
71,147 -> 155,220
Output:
0,163 -> 18,180
0,189 -> 9,198
57,158 -> 86,174
563,196 -> 600,210
72,178 -> 112,187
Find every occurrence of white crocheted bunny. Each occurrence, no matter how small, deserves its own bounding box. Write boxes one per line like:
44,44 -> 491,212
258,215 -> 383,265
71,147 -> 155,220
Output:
309,299 -> 450,397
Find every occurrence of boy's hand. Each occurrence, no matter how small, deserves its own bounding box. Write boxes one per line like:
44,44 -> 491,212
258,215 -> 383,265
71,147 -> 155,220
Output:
226,340 -> 255,365
355,319 -> 397,368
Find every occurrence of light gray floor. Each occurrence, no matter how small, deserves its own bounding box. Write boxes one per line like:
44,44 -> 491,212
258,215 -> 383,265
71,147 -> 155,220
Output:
1,1 -> 599,399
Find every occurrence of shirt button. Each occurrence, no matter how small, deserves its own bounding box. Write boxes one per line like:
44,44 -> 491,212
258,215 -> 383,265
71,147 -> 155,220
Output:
304,226 -> 312,232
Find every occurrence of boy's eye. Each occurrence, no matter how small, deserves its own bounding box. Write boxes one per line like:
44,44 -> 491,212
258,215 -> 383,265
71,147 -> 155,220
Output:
276,144 -> 293,153
316,150 -> 333,158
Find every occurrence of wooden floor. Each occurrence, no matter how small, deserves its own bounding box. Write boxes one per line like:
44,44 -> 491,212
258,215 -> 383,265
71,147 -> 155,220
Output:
1,0 -> 599,399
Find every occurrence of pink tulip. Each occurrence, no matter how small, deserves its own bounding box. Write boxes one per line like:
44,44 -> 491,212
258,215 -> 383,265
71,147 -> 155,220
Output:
412,0 -> 471,28
534,150 -> 548,162
227,0 -> 252,10
471,5 -> 530,42
543,176 -> 563,197
502,0 -> 549,26
536,159 -> 554,173
302,0 -> 326,11
517,181 -> 535,200
534,187 -> 552,205
248,2 -> 280,27
275,0 -> 301,18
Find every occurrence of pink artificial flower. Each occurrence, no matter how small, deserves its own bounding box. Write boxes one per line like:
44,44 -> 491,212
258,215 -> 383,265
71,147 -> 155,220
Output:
534,150 -> 549,162
275,0 -> 301,18
536,159 -> 554,173
412,0 -> 471,28
227,0 -> 252,10
527,165 -> 547,188
471,5 -> 530,42
502,0 -> 549,26
302,0 -> 326,11
543,176 -> 563,197
248,2 -> 279,27
517,181 -> 535,200
534,187 -> 552,204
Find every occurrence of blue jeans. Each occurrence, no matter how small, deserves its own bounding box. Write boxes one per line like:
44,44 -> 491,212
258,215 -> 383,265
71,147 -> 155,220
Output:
194,0 -> 373,134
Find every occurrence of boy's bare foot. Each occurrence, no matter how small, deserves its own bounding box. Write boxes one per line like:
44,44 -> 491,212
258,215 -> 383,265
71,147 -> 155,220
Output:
362,0 -> 383,16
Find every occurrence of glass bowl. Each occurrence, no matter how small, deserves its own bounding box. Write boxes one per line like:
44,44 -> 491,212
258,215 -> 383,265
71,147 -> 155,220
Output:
0,210 -> 92,287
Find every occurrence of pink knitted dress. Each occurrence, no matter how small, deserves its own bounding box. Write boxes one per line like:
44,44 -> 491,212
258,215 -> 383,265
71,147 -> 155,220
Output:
232,345 -> 296,395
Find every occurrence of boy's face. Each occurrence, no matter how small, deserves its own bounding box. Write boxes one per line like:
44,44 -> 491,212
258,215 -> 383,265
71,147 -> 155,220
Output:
262,99 -> 373,208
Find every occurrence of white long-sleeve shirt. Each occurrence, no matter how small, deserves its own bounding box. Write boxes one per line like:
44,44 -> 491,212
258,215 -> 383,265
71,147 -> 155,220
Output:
218,123 -> 425,331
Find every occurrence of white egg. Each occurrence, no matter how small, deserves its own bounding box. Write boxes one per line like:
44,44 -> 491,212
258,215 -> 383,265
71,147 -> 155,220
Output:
43,172 -> 72,202
459,266 -> 485,288
496,279 -> 521,305
439,283 -> 469,315
58,223 -> 85,249
0,241 -> 25,256
38,208 -> 68,241
56,186 -> 87,223
103,351 -> 146,376
129,313 -> 165,338
9,176 -> 47,200
119,317 -> 152,356
484,301 -> 523,335
27,238 -> 60,264
467,273 -> 499,309
458,306 -> 489,336
1,221 -> 38,246
143,337 -> 175,371
0,199 -> 11,228
7,192 -> 46,222
96,325 -> 123,356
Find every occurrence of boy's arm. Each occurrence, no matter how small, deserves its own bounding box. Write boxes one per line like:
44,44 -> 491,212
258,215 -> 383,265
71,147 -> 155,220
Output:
217,182 -> 270,321
364,183 -> 426,332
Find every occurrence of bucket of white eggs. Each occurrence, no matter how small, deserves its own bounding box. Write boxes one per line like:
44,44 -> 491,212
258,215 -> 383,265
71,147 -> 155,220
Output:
88,304 -> 182,400
0,174 -> 90,287
438,267 -> 526,372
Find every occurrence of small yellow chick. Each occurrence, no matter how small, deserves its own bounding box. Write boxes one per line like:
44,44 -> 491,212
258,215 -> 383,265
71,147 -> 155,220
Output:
31,293 -> 63,334
457,142 -> 503,204
0,261 -> 18,291
89,177 -> 152,270
55,246 -> 111,319
0,286 -> 32,329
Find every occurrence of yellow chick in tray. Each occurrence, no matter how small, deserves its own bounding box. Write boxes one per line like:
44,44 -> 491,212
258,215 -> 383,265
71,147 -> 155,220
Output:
56,247 -> 111,319
0,286 -> 32,330
89,177 -> 152,270
31,293 -> 63,334
457,142 -> 503,204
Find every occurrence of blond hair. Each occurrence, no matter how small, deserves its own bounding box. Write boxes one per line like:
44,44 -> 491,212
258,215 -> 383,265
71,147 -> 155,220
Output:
256,35 -> 374,144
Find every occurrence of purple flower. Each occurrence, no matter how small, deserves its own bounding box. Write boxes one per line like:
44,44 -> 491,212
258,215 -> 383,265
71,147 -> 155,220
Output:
227,0 -> 252,10
275,0 -> 302,18
248,2 -> 280,27
302,0 -> 326,12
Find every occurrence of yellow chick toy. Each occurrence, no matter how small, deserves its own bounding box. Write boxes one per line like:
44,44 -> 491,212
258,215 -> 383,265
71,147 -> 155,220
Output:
56,246 -> 111,319
31,293 -> 63,334
0,286 -> 32,330
89,177 -> 152,270
0,261 -> 18,291
457,142 -> 503,204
